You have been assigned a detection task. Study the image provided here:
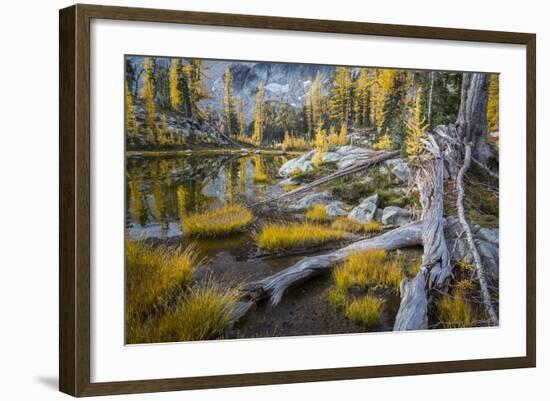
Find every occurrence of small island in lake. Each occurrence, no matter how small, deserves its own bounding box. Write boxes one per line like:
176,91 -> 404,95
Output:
125,55 -> 500,344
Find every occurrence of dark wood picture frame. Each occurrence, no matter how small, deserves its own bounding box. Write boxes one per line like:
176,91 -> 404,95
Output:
59,3 -> 536,397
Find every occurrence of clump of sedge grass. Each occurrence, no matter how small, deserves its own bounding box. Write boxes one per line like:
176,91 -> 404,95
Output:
182,204 -> 253,238
436,279 -> 477,328
255,222 -> 348,253
126,241 -> 204,318
340,248 -> 403,291
125,241 -> 205,343
331,217 -> 382,234
332,217 -> 364,233
327,288 -> 348,310
344,295 -> 384,327
305,204 -> 331,223
363,221 -> 382,233
148,281 -> 240,343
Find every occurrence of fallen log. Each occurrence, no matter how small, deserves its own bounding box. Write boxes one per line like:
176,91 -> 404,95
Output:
242,221 -> 423,305
250,150 -> 400,207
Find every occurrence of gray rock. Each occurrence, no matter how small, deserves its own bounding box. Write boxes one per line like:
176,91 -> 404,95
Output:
374,208 -> 383,221
278,150 -> 315,177
384,158 -> 411,182
348,196 -> 378,224
322,152 -> 341,163
325,201 -> 348,218
364,193 -> 379,206
381,206 -> 412,226
444,217 -> 499,278
287,191 -> 334,211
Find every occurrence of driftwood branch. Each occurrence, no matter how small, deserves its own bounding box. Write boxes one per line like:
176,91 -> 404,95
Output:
250,150 -> 400,207
456,143 -> 499,325
242,221 -> 423,306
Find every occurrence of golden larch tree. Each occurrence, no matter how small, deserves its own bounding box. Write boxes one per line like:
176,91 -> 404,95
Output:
169,59 -> 182,110
329,67 -> 353,128
252,82 -> 265,146
487,74 -> 499,133
142,57 -> 157,144
405,89 -> 429,158
371,69 -> 398,134
222,68 -> 236,137
125,82 -> 138,139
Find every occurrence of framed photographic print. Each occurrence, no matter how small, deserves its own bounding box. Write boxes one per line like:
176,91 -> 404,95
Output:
59,4 -> 536,397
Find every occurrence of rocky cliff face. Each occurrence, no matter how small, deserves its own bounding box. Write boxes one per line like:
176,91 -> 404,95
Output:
126,56 -> 336,122
201,60 -> 335,120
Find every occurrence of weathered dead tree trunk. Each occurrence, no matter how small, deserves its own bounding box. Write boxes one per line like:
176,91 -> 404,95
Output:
394,137 -> 452,330
250,150 -> 399,207
457,73 -> 490,164
394,72 -> 495,330
455,143 -> 499,325
242,222 -> 424,305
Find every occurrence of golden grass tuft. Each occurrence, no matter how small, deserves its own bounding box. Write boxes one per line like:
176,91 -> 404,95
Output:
340,248 -> 403,291
436,293 -> 476,329
182,204 -> 253,238
305,204 -> 331,223
331,217 -> 382,234
327,288 -> 348,310
125,241 -> 205,343
344,295 -> 384,327
126,241 -> 204,318
255,222 -> 348,253
363,221 -> 383,233
331,217 -> 365,233
148,282 -> 240,343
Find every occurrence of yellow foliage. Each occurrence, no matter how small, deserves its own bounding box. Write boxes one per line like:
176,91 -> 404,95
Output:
125,241 -> 205,342
327,126 -> 340,146
436,292 -> 476,329
363,221 -> 382,233
371,69 -> 398,133
327,288 -> 348,310
170,59 -> 182,110
487,74 -> 499,132
125,82 -> 138,138
405,89 -> 429,158
142,57 -> 157,145
282,131 -> 313,151
253,156 -> 268,183
339,248 -> 403,291
256,222 -> 348,253
332,217 -> 364,233
129,281 -> 239,344
252,82 -> 265,146
177,186 -> 187,218
305,204 -> 331,223
373,132 -> 393,151
313,124 -> 328,166
283,183 -> 299,192
182,204 -> 253,238
331,217 -> 382,234
344,295 -> 384,327
338,123 -> 348,146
